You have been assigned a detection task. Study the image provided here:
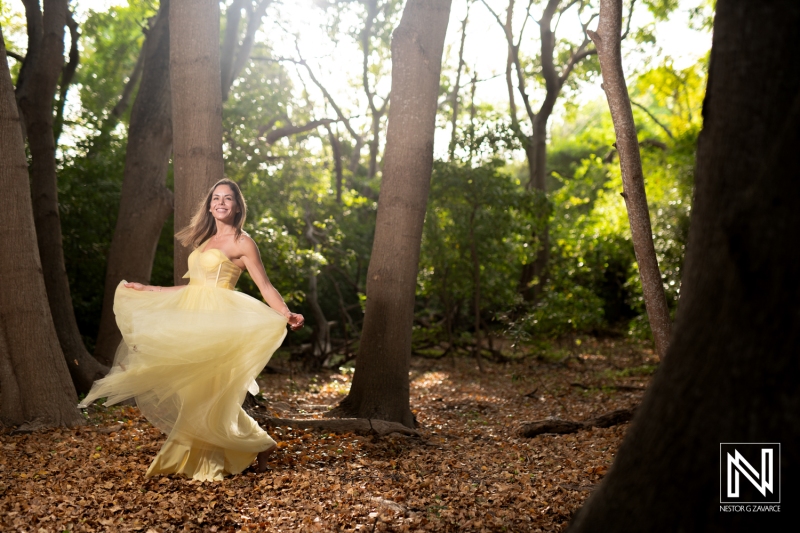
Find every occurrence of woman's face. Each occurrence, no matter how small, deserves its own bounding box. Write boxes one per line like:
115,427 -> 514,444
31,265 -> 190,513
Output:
209,184 -> 239,224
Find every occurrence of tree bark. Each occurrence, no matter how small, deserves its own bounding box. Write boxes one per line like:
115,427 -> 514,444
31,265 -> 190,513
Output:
327,0 -> 453,427
588,0 -> 671,358
16,0 -> 108,393
93,0 -> 174,365
170,0 -> 225,283
0,27 -> 84,429
568,1 -> 800,530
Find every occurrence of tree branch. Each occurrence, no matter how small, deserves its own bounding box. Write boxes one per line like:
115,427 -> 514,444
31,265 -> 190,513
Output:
621,0 -> 636,41
631,100 -> 674,140
54,7 -> 79,144
539,0 -> 563,97
227,0 -> 272,99
5,50 -> 25,62
110,37 -> 145,119
263,118 -> 335,145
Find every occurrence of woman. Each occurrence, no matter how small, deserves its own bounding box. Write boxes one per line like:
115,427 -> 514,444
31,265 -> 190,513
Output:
79,178 -> 304,481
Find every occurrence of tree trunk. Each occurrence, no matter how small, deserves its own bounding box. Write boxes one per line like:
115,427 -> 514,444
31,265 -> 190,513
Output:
16,0 -> 108,393
588,1 -> 671,358
93,0 -> 174,365
0,27 -> 83,429
469,206 -> 483,368
568,1 -> 800,530
518,117 -> 550,301
170,0 -> 225,282
327,0 -> 453,427
304,212 -> 331,368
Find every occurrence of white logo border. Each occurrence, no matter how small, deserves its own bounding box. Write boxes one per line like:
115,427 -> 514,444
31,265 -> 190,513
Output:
720,442 -> 781,504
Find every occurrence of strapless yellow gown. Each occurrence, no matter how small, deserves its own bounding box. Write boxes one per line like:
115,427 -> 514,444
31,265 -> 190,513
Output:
79,246 -> 288,481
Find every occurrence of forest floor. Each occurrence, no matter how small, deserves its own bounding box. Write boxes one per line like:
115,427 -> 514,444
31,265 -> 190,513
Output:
0,336 -> 656,532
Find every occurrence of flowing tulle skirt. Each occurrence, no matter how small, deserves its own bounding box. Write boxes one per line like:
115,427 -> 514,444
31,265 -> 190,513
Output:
80,281 -> 287,481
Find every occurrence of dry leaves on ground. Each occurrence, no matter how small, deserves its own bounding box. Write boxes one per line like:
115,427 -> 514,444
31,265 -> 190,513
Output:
0,337 -> 656,532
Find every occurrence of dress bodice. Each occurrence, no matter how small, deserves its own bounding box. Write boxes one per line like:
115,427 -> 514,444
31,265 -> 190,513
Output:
185,247 -> 242,290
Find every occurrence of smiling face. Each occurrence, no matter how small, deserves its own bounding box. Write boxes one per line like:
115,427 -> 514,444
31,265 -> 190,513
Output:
209,184 -> 239,224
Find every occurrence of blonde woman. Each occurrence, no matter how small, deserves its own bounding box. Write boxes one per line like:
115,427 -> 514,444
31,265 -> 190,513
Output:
80,178 -> 304,480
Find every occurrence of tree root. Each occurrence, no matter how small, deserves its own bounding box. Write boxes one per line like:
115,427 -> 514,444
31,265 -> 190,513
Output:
263,416 -> 420,438
519,407 -> 636,438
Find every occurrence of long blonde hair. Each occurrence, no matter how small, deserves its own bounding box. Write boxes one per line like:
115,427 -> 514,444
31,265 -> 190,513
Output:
175,178 -> 247,248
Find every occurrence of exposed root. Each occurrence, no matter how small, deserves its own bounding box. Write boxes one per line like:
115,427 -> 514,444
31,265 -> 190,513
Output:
519,407 -> 636,438
264,416 -> 420,438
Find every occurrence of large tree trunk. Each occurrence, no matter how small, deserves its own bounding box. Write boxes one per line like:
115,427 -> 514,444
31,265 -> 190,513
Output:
327,0 -> 452,427
568,1 -> 800,530
588,1 -> 671,358
0,27 -> 83,429
15,0 -> 108,393
93,1 -> 174,365
170,0 -> 225,282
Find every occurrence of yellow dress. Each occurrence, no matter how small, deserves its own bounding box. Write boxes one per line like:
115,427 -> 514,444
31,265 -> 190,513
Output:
79,245 -> 288,481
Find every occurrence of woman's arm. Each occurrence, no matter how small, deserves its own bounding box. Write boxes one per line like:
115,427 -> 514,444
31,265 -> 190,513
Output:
239,237 -> 305,330
124,282 -> 184,293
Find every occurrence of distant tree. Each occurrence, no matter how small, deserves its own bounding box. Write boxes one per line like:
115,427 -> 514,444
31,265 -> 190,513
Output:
568,0 -> 800,529
329,0 -> 453,426
93,1 -> 174,364
588,0 -> 671,357
220,0 -> 273,102
479,0 -> 609,300
170,0 -> 225,282
0,25 -> 83,429
15,0 -> 107,392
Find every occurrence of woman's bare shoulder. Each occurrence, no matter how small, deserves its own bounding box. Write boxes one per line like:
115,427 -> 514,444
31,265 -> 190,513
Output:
235,233 -> 259,254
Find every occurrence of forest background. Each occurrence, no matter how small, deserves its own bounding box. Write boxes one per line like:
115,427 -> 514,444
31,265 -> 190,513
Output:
0,0 -> 711,373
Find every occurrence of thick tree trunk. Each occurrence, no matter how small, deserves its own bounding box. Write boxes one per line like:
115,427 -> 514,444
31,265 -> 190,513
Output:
16,0 -> 108,393
170,0 -> 225,282
588,1 -> 671,358
328,0 -> 453,427
0,28 -> 83,429
568,1 -> 800,530
93,1 -> 174,365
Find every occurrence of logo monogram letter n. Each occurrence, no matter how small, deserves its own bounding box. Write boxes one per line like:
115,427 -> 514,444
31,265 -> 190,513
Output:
727,449 -> 773,497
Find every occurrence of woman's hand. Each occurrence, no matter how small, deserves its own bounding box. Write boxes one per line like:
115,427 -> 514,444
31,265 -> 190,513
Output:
287,312 -> 305,331
124,282 -> 148,291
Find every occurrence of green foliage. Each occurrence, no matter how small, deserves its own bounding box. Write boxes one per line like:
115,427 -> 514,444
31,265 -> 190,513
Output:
76,1 -> 157,132
0,0 -> 26,81
418,160 -> 536,336
58,137 -> 126,350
